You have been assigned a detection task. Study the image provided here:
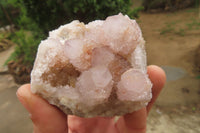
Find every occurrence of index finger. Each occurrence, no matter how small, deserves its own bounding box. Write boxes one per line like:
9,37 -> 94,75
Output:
146,65 -> 166,113
116,65 -> 166,133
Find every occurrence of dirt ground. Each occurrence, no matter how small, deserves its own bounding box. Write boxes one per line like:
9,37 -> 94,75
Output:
0,7 -> 200,133
139,7 -> 200,107
138,7 -> 200,133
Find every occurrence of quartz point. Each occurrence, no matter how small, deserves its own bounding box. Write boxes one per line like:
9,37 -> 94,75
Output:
31,13 -> 152,117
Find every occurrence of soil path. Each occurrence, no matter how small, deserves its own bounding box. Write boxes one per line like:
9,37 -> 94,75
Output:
138,8 -> 200,133
0,45 -> 15,73
0,74 -> 33,133
138,8 -> 200,107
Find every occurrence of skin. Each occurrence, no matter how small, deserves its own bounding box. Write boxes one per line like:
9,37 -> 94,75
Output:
17,65 -> 166,133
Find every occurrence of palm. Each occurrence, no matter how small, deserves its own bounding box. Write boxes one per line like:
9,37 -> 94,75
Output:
68,116 -> 117,133
68,108 -> 147,133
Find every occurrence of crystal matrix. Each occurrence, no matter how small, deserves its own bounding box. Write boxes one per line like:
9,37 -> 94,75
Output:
31,13 -> 152,117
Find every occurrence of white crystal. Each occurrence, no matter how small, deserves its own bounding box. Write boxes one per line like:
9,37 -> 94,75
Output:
64,39 -> 91,71
76,66 -> 113,106
65,39 -> 83,59
102,13 -> 142,55
117,69 -> 152,101
130,42 -> 147,73
31,13 -> 152,117
49,20 -> 86,43
91,47 -> 114,66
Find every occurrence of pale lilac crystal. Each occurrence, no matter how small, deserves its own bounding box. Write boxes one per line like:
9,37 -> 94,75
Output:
31,13 -> 152,117
64,39 -> 91,71
117,69 -> 152,101
76,66 -> 113,106
102,13 -> 142,55
91,47 -> 114,66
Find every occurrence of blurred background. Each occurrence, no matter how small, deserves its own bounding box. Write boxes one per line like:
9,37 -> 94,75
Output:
0,0 -> 199,132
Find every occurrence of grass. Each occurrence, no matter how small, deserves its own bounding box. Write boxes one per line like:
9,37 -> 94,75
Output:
0,32 -> 11,40
192,107 -> 196,111
160,21 -> 176,35
186,19 -> 200,30
186,8 -> 199,13
175,28 -> 185,36
3,29 -> 44,66
159,4 -> 200,36
160,15 -> 200,36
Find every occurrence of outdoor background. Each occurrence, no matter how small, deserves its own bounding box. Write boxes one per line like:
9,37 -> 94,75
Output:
0,0 -> 200,133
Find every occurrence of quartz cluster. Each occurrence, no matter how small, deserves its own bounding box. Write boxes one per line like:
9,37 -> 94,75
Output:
31,13 -> 152,117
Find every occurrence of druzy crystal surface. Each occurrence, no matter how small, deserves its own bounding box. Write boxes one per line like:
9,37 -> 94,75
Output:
31,13 -> 152,117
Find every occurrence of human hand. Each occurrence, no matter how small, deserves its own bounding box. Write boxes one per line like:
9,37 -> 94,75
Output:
17,65 -> 166,133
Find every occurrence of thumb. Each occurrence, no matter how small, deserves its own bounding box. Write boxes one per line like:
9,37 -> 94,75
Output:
17,84 -> 68,133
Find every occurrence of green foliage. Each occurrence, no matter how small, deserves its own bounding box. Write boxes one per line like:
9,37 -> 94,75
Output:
160,22 -> 176,35
8,29 -> 45,65
2,0 -> 45,65
143,0 -> 198,11
160,17 -> 199,36
0,0 -> 11,26
186,19 -> 200,30
192,107 -> 196,111
0,0 -> 21,25
195,0 -> 200,8
0,32 -> 9,40
160,25 -> 186,36
175,28 -> 185,36
0,0 -> 8,6
4,0 -> 142,66
18,0 -> 141,33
